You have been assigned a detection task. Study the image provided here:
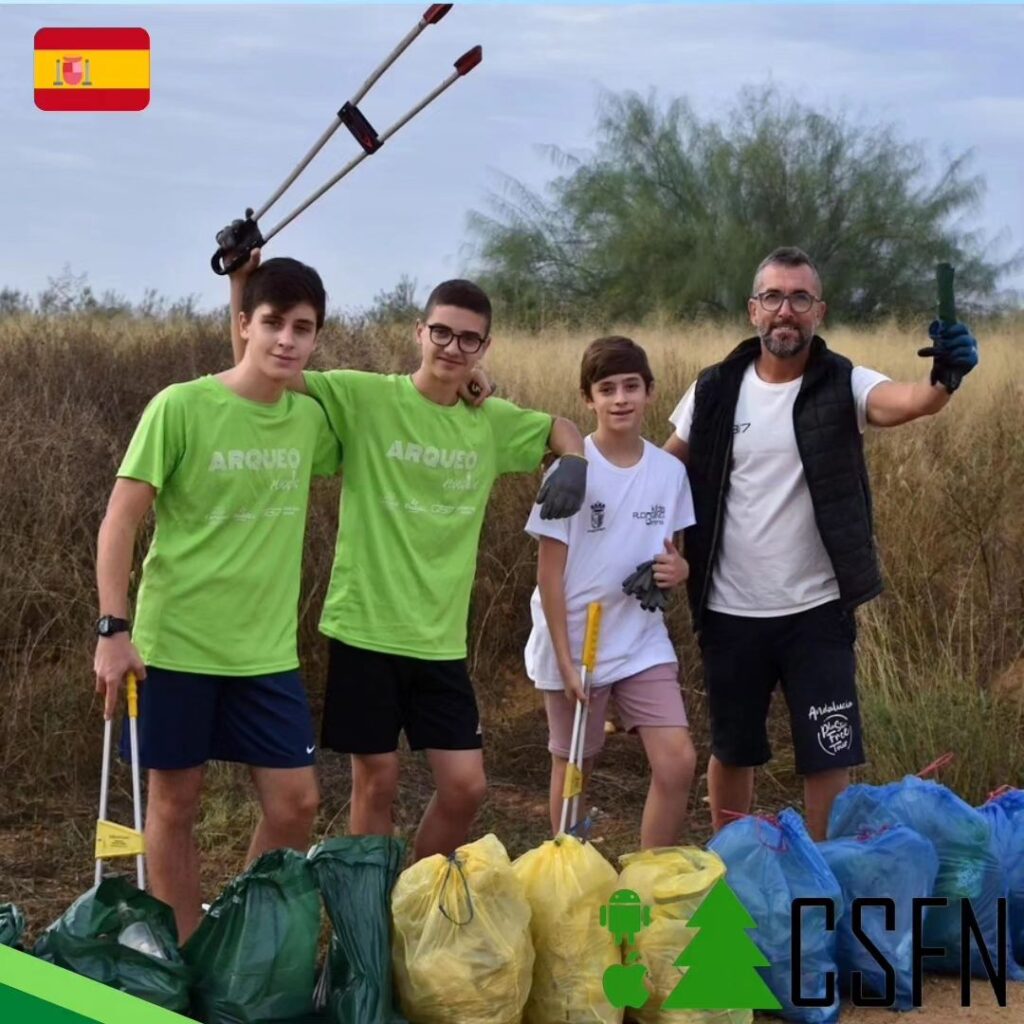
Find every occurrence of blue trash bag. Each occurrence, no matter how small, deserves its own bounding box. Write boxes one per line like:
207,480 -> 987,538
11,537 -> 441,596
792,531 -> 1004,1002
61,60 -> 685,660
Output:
819,825 -> 939,1009
828,775 -> 1021,982
709,807 -> 843,1023
978,789 -> 1024,966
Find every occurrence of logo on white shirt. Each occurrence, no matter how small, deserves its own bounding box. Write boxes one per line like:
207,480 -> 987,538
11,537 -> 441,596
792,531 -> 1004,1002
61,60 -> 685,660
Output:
588,502 -> 606,532
632,504 -> 666,526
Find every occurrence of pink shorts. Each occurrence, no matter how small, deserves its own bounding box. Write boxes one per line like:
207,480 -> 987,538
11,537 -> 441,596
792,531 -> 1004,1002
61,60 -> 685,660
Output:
544,663 -> 688,760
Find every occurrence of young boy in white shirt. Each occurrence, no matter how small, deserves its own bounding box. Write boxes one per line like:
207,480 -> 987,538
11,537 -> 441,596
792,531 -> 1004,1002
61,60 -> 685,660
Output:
525,336 -> 697,848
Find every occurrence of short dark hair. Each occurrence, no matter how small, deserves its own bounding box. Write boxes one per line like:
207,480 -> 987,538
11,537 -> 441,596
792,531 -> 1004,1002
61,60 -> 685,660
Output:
752,246 -> 822,296
423,279 -> 492,337
579,336 -> 654,397
241,257 -> 327,330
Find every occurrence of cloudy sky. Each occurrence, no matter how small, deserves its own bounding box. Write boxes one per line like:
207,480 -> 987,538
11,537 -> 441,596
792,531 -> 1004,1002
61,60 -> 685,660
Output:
4,4 -> 1022,313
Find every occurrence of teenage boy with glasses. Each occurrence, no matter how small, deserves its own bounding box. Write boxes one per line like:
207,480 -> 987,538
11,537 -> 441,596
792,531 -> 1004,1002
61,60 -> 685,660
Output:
664,246 -> 979,840
228,253 -> 586,859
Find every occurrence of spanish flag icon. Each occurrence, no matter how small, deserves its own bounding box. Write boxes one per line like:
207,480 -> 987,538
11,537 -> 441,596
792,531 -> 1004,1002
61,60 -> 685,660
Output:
34,27 -> 150,112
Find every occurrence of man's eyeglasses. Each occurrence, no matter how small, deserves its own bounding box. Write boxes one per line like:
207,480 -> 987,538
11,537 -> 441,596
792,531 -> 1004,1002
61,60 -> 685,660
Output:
752,290 -> 821,314
425,323 -> 488,354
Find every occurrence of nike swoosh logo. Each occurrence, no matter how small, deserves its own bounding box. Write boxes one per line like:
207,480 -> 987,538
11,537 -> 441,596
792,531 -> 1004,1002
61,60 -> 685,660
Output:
306,745 -> 316,755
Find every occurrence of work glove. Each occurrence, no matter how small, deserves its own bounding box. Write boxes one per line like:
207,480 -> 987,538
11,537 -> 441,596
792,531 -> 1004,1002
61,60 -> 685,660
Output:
535,454 -> 587,520
622,560 -> 669,613
917,320 -> 978,394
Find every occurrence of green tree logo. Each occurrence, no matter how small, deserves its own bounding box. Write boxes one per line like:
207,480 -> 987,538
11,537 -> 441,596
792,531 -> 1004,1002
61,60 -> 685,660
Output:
661,879 -> 781,1011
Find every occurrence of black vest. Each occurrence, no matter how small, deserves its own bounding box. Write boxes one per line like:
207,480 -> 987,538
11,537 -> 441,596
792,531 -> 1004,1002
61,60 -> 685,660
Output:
684,335 -> 883,630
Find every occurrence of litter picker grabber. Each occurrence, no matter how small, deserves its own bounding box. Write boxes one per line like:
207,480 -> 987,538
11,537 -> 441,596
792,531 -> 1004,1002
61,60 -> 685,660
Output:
936,262 -> 956,326
560,602 -> 603,836
211,5 -> 482,274
95,671 -> 145,890
917,261 -> 969,393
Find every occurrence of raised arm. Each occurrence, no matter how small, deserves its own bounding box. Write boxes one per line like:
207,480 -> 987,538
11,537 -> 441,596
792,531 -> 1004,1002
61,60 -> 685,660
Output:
94,478 -> 155,717
865,379 -> 951,428
227,250 -> 260,365
868,319 -> 979,427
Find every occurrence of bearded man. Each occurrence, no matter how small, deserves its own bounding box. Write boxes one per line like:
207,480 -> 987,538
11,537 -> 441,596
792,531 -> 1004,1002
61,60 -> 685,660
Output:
663,246 -> 978,839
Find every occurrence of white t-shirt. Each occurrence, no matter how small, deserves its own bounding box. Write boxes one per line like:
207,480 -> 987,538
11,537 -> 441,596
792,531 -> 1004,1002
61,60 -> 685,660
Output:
669,361 -> 889,617
524,435 -> 696,690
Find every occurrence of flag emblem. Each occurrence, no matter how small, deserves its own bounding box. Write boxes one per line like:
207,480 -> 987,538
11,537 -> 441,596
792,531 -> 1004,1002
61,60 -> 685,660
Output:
34,27 -> 150,112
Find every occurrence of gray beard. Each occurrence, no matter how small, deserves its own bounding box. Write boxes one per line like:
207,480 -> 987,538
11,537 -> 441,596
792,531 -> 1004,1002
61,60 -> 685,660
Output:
760,324 -> 812,359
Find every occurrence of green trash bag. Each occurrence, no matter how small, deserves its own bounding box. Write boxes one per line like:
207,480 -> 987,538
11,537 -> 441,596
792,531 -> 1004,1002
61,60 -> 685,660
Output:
184,848 -> 321,1024
1,903 -> 26,949
308,835 -> 408,1024
32,877 -> 190,1014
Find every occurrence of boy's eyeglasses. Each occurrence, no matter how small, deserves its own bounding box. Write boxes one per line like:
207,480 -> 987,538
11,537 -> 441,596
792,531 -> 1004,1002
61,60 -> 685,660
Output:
752,290 -> 820,314
426,323 -> 488,354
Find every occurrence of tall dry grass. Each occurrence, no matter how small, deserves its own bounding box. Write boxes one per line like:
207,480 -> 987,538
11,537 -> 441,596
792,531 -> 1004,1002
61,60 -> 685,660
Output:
1,311 -> 1022,855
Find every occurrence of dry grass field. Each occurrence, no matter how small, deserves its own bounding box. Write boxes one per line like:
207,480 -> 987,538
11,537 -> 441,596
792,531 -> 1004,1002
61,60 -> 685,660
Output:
1,309 -> 1022,1018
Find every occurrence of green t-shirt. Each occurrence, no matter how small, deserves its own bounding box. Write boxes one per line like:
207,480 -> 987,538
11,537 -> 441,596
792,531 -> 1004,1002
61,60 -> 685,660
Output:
304,370 -> 552,659
119,375 -> 341,675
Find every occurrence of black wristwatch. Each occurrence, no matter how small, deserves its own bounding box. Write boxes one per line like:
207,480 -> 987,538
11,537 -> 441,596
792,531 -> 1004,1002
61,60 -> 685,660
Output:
96,615 -> 131,638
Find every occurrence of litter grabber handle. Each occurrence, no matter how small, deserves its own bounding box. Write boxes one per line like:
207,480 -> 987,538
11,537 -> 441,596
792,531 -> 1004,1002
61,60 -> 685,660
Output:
560,601 -> 603,834
95,670 -> 146,890
210,211 -> 266,276
581,601 -> 602,672
936,262 -> 956,325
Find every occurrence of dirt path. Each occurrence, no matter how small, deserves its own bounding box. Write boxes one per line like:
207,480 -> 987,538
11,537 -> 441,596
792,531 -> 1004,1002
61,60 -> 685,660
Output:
834,976 -> 1022,1021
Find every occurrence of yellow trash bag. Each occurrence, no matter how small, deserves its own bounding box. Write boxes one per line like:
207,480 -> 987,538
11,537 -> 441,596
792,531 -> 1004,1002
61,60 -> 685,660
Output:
617,846 -> 751,1024
391,832 -> 534,1024
513,835 -> 623,1024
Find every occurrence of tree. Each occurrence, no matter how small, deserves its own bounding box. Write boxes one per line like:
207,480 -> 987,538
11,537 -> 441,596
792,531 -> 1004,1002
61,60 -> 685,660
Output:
0,288 -> 31,317
661,879 -> 781,1011
468,85 -> 1021,326
367,274 -> 420,324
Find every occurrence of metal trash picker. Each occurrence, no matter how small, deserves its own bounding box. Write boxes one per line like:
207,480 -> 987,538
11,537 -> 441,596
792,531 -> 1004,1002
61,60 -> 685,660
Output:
95,671 -> 145,890
560,602 -> 603,836
211,4 -> 482,274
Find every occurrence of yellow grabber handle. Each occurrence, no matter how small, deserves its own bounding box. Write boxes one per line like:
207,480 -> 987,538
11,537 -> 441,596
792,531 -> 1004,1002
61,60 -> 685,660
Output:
127,671 -> 139,719
582,602 -> 603,672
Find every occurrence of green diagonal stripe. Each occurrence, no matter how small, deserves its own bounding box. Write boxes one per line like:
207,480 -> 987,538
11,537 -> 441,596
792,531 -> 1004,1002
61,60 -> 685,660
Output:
0,983 -> 100,1024
0,946 -> 193,1023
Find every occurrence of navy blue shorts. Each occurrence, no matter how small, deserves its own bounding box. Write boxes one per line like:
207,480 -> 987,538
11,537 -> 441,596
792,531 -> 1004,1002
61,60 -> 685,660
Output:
119,666 -> 317,770
699,600 -> 866,776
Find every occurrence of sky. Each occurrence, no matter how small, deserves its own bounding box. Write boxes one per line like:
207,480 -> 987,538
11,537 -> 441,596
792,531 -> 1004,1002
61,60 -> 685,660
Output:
3,4 -> 1023,313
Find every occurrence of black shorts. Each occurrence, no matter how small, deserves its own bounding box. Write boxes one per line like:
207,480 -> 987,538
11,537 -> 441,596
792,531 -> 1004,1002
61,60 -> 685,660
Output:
321,638 -> 483,755
699,600 -> 865,776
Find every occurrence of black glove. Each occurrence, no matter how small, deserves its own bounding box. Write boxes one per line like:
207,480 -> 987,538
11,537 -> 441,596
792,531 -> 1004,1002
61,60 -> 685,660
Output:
917,320 -> 979,394
622,560 -> 669,613
535,454 -> 587,520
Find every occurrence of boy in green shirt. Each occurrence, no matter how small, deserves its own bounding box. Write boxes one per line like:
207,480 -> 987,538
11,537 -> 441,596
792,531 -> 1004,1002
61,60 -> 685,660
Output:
229,252 -> 586,859
93,257 -> 341,940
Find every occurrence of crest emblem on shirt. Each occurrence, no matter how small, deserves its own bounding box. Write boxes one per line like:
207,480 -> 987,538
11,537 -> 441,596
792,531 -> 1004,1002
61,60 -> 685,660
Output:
587,501 -> 606,532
